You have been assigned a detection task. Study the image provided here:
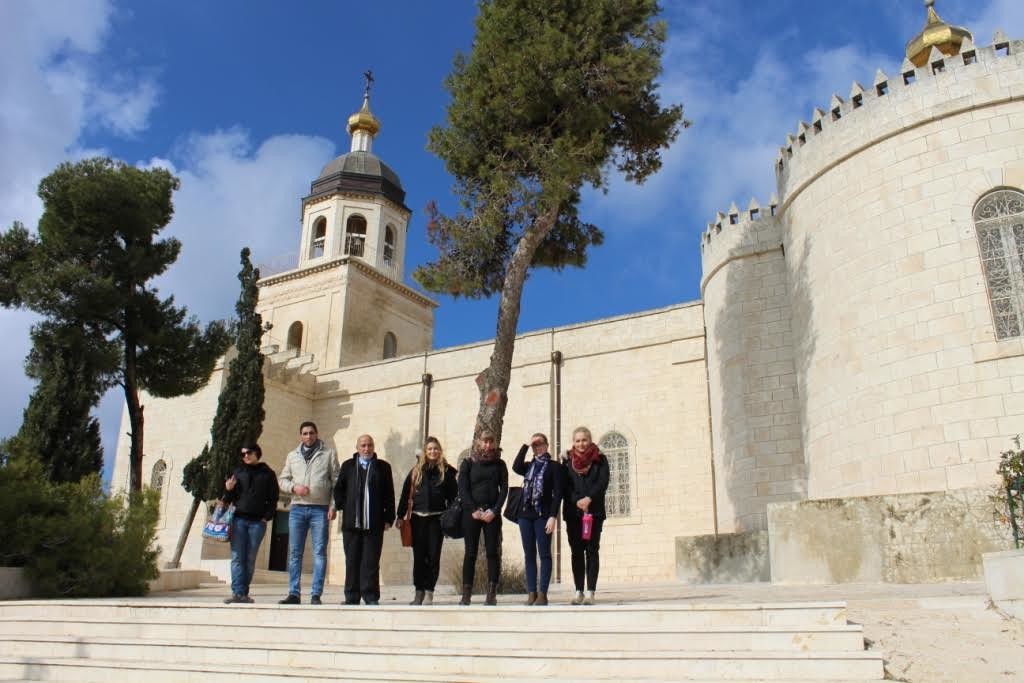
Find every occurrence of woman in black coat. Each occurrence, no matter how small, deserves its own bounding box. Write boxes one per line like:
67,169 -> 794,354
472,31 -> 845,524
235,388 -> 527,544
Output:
457,430 -> 508,606
511,432 -> 562,606
396,436 -> 457,605
561,426 -> 609,605
222,443 -> 279,603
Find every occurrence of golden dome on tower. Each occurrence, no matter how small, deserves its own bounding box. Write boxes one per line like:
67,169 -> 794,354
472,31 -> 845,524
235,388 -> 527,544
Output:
347,94 -> 381,137
905,0 -> 973,68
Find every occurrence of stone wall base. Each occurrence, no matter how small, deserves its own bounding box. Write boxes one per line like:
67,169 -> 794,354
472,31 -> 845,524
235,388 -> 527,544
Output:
0,567 -> 31,600
983,549 -> 1024,620
768,488 -> 1011,584
675,530 -> 770,583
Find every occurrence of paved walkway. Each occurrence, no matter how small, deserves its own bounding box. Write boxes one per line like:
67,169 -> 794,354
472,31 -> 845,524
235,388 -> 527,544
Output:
155,578 -> 1023,682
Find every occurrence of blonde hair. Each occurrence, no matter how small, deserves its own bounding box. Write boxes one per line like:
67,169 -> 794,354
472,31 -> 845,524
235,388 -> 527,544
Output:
572,426 -> 592,441
411,436 -> 449,489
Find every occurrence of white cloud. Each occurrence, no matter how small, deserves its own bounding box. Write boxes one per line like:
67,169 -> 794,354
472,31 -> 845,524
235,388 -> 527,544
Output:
153,129 -> 336,322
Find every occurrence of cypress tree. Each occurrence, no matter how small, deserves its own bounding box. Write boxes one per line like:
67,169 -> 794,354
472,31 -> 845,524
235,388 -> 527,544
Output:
171,248 -> 266,567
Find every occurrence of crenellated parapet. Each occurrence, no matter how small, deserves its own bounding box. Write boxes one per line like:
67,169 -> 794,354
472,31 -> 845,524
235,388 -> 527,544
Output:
775,32 -> 1024,208
700,196 -> 783,294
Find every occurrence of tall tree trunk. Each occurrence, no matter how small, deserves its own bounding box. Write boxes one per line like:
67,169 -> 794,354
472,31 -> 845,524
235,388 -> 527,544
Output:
124,330 -> 144,493
168,496 -> 202,569
474,206 -> 560,448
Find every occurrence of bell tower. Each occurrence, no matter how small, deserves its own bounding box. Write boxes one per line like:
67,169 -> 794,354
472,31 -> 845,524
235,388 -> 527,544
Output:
257,74 -> 436,370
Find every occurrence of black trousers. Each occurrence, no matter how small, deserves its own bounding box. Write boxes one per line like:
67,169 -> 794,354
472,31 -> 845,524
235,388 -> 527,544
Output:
410,514 -> 444,591
462,512 -> 502,585
342,527 -> 384,603
565,515 -> 604,591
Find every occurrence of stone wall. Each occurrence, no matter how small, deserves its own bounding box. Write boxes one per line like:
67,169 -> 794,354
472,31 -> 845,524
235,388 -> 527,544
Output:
767,487 -> 1012,583
778,39 -> 1024,501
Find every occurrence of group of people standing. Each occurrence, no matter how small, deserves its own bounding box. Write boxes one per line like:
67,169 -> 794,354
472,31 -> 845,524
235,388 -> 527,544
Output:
219,420 -> 610,607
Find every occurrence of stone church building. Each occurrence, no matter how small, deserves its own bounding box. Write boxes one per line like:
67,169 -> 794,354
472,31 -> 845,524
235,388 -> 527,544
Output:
114,5 -> 1024,587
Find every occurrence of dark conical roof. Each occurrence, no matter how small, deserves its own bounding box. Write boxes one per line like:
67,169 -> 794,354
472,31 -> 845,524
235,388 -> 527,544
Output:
305,151 -> 406,209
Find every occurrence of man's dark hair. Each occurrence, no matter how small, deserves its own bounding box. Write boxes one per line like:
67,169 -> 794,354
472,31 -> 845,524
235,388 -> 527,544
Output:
299,421 -> 318,433
243,443 -> 262,459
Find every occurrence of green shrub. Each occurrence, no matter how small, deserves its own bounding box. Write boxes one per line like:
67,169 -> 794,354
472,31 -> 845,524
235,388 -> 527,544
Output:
994,436 -> 1024,549
0,454 -> 161,597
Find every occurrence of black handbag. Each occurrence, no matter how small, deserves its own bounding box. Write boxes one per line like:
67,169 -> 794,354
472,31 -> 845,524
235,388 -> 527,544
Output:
503,486 -> 523,522
440,497 -> 464,539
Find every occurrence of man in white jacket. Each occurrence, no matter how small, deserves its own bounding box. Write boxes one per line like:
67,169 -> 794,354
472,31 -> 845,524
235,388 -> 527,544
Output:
277,421 -> 339,605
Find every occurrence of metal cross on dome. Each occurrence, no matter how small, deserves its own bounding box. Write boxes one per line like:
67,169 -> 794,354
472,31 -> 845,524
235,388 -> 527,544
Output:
363,70 -> 374,98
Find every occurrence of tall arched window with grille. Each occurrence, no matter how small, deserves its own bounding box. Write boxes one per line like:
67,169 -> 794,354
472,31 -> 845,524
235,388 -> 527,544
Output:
345,215 -> 367,257
599,431 -> 631,516
150,459 -> 167,497
383,224 -> 396,267
286,321 -> 303,352
974,188 -> 1024,340
310,216 -> 327,258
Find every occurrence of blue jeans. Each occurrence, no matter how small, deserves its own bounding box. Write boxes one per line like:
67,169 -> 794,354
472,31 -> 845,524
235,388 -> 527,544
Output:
229,516 -> 267,596
518,516 -> 552,593
287,504 -> 329,598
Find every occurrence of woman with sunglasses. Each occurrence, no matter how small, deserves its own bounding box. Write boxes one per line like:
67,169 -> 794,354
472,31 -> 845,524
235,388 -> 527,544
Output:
222,444 -> 280,604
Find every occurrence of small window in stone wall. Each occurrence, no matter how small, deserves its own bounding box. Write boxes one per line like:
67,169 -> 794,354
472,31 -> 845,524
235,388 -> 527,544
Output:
974,188 -> 1024,340
383,331 -> 397,359
310,216 -> 327,258
599,431 -> 631,517
345,215 -> 367,257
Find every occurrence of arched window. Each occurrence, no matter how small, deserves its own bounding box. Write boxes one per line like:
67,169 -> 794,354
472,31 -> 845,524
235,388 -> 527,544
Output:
345,215 -> 367,257
383,224 -> 396,267
286,321 -> 303,351
599,431 -> 631,516
310,216 -> 327,258
150,459 -> 167,495
974,188 -> 1024,340
383,331 -> 397,359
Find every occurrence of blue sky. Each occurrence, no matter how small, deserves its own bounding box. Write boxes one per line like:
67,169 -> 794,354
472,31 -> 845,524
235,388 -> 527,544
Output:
1,0 -> 1021,484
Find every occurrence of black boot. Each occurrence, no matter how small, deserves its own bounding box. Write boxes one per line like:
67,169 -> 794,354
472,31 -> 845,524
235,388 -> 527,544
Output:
485,582 -> 497,606
410,590 -> 425,605
459,584 -> 472,606
525,591 -> 538,606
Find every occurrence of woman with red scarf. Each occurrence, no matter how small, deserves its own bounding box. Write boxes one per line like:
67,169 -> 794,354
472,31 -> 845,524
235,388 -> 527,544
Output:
561,426 -> 609,605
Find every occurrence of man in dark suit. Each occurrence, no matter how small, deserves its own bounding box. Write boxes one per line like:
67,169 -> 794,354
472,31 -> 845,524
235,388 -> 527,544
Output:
333,434 -> 395,605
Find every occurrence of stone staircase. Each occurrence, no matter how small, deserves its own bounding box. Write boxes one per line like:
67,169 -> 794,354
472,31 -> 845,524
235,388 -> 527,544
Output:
0,598 -> 885,681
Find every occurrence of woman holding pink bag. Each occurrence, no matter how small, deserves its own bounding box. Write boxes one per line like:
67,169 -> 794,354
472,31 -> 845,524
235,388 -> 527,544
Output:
561,426 -> 609,605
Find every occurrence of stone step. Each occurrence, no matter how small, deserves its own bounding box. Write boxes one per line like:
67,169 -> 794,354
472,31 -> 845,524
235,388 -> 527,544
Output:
0,637 -> 885,680
0,657 -> 886,683
0,600 -> 850,628
0,617 -> 867,652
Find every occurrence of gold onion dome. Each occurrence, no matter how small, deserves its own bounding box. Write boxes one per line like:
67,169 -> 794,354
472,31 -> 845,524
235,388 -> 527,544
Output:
347,94 -> 381,137
905,0 -> 973,68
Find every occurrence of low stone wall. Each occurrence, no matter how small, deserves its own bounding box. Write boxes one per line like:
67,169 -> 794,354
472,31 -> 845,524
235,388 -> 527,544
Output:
675,531 -> 770,584
768,488 -> 1012,584
983,549 -> 1024,620
0,567 -> 32,600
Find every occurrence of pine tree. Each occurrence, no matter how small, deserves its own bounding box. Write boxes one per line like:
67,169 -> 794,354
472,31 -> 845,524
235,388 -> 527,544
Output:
171,248 -> 266,567
417,0 -> 686,445
0,158 -> 231,493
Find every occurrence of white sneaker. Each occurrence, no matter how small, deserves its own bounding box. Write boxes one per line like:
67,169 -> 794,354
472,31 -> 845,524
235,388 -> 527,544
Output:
583,591 -> 596,605
571,590 -> 585,605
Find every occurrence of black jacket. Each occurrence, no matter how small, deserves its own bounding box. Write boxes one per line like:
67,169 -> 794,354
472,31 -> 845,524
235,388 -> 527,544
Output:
222,461 -> 279,521
458,456 -> 508,515
512,446 -> 563,519
333,454 -> 396,531
561,453 -> 610,520
397,463 -> 458,518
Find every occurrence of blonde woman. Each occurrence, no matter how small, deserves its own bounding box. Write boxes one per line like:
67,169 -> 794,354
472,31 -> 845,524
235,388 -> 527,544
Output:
396,437 -> 457,605
561,426 -> 609,605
